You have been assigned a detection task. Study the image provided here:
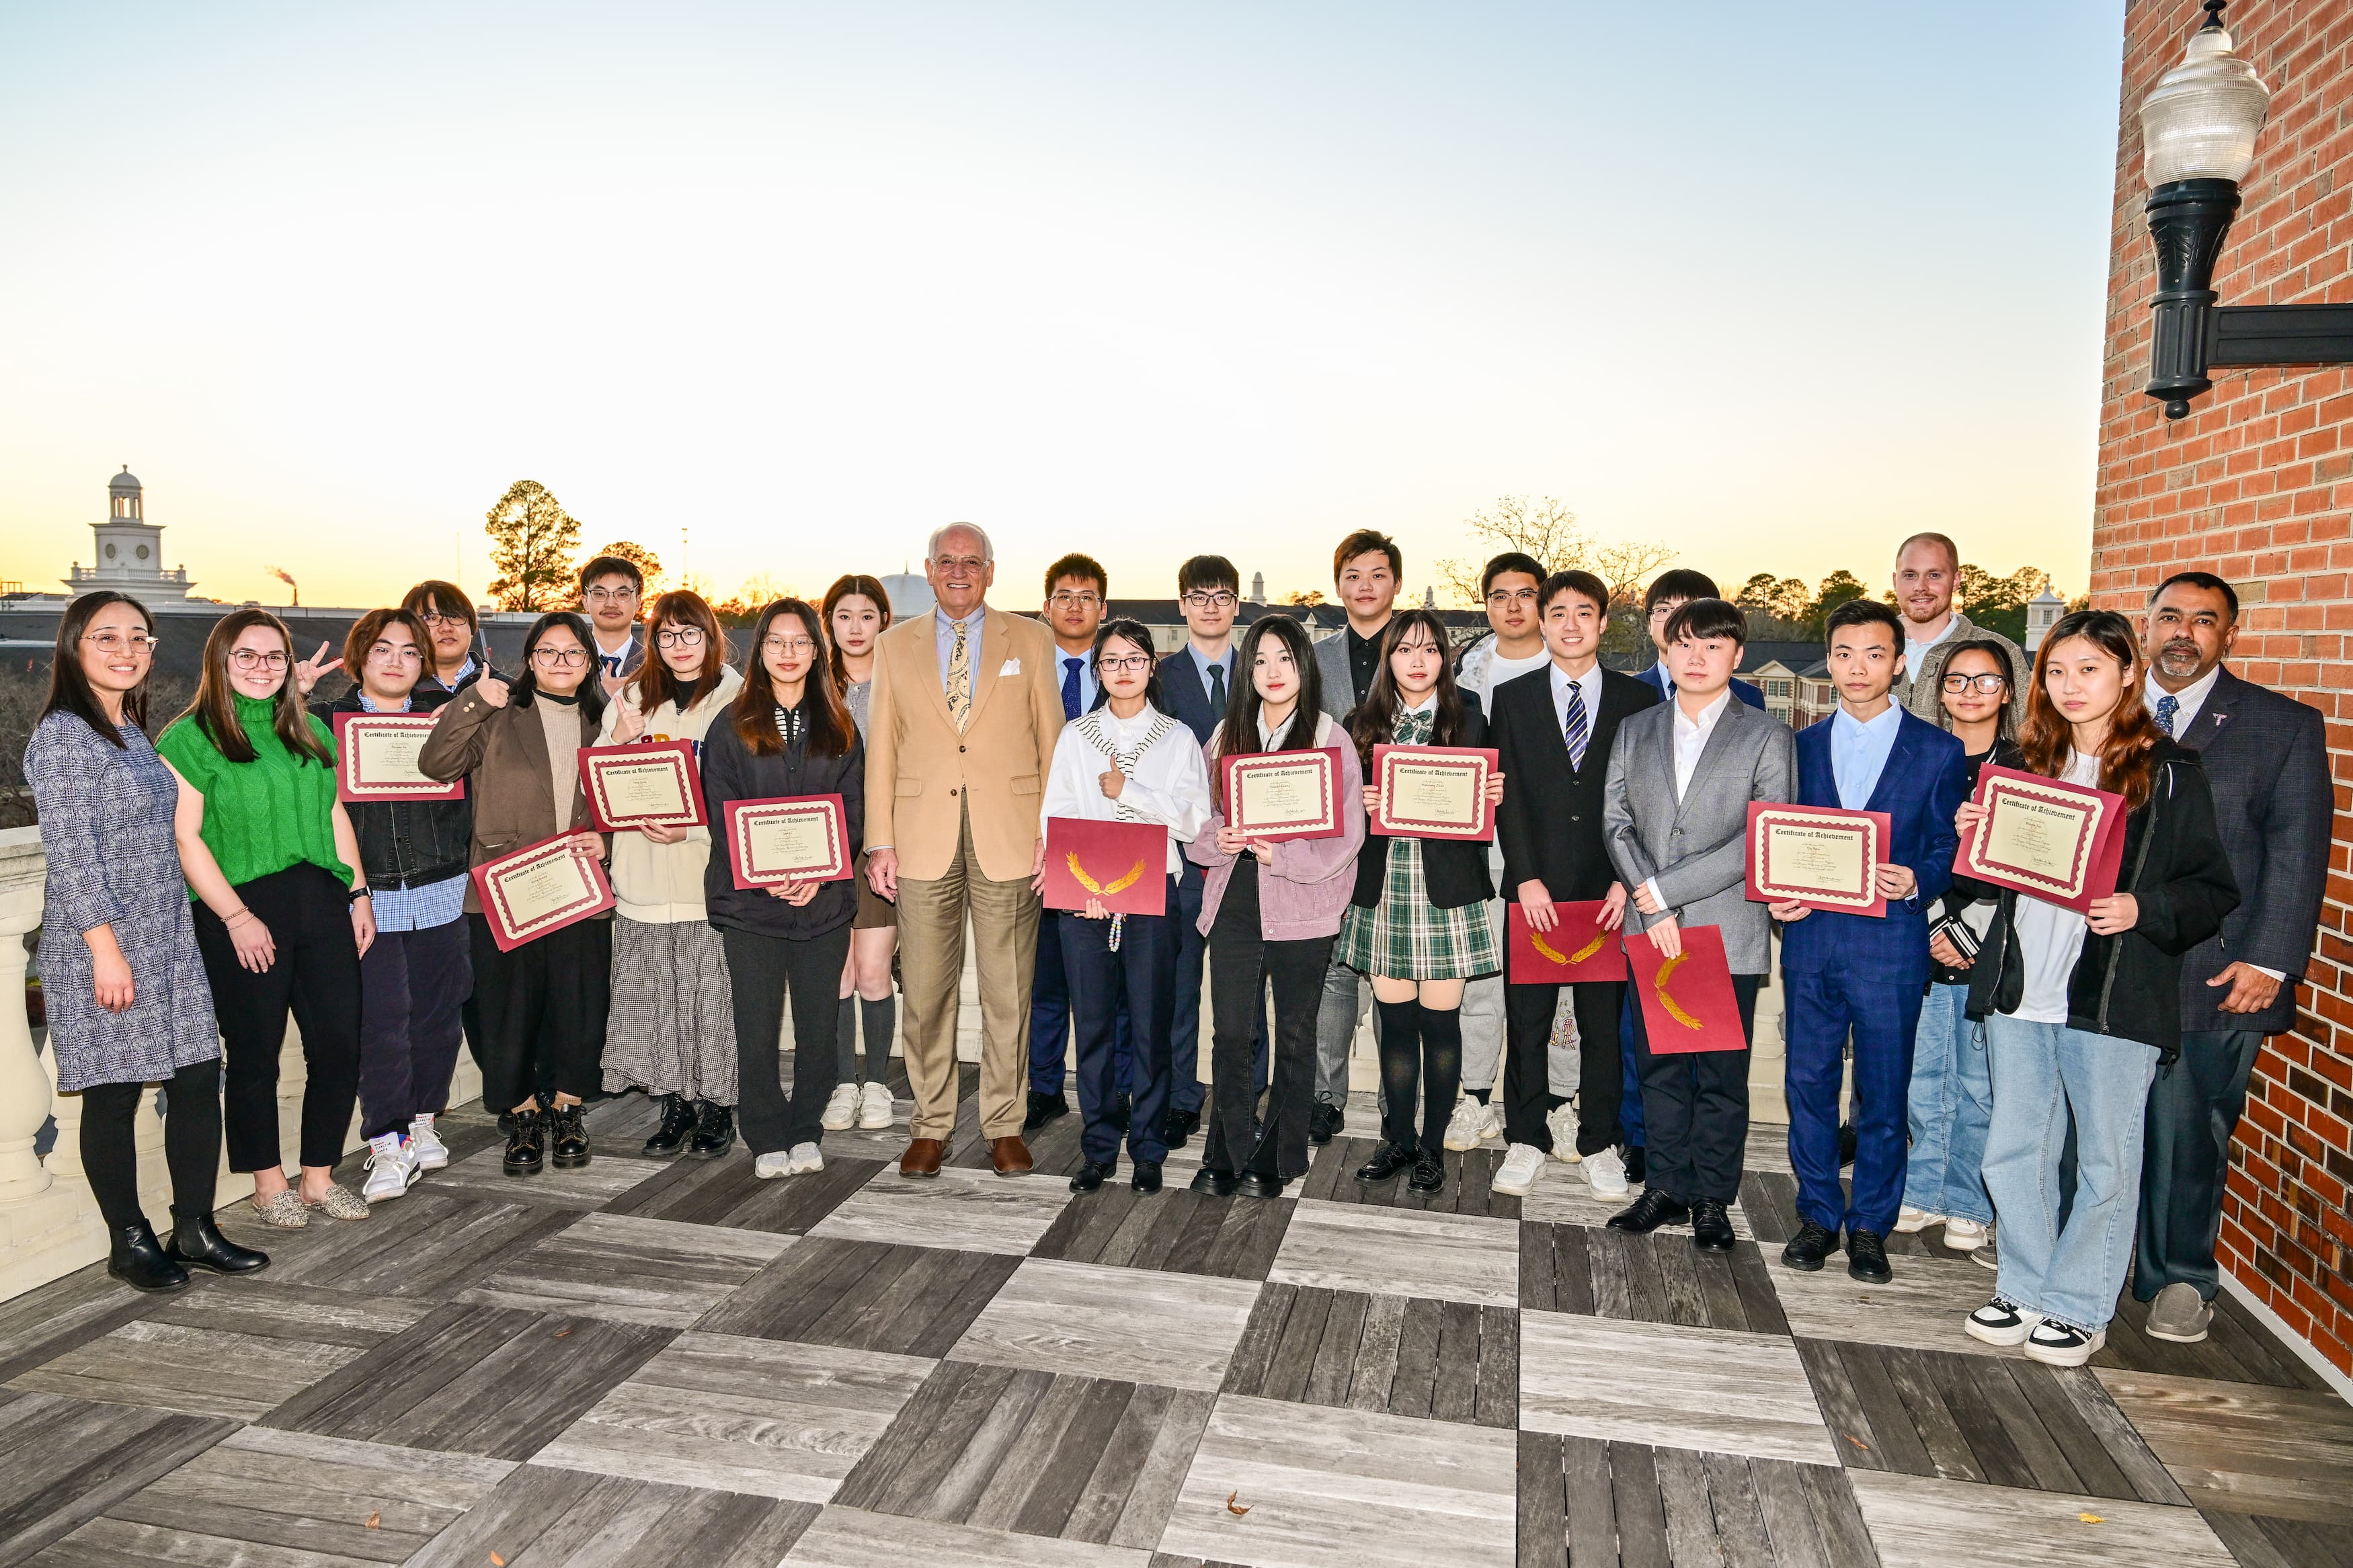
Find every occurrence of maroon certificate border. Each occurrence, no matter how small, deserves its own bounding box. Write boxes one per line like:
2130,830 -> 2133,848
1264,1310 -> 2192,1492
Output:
1962,772 -> 2102,900
1219,747 -> 1345,841
724,795 -> 850,889
332,712 -> 462,803
580,741 -> 705,831
1371,745 -> 1497,840
1746,803 -> 1886,916
471,833 -> 612,952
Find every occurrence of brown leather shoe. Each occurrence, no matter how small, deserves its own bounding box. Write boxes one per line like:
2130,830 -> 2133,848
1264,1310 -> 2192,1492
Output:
900,1138 -> 944,1178
989,1136 -> 1033,1177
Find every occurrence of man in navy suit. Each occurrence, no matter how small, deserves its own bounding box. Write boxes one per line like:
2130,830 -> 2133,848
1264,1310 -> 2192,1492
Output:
1632,570 -> 1767,710
1770,597 -> 1968,1284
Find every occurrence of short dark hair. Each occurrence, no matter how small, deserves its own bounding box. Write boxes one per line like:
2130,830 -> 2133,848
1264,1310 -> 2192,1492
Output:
1480,552 -> 1547,597
1824,596 -> 1903,648
402,579 -> 476,628
1664,597 -> 1747,649
2149,570 -> 2239,622
1539,570 -> 1609,617
1332,529 -> 1402,582
1644,569 -> 1720,614
343,607 -> 431,683
1044,552 -> 1108,600
579,555 -> 643,595
1179,554 -> 1240,596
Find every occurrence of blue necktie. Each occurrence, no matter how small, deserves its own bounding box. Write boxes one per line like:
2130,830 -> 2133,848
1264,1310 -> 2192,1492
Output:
2153,693 -> 2179,736
1563,682 -> 1589,770
1062,657 -> 1084,720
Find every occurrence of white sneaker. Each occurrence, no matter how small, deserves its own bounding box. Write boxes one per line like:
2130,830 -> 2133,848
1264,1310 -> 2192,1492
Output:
361,1134 -> 419,1202
789,1141 -> 825,1174
1895,1205 -> 1942,1235
1443,1100 -> 1488,1151
1581,1146 -> 1630,1198
857,1081 -> 894,1130
1492,1143 -> 1546,1196
820,1083 -> 859,1131
2023,1319 -> 2107,1367
1965,1294 -> 2043,1347
1544,1104 -> 1582,1163
407,1114 -> 449,1171
754,1151 -> 795,1179
1477,1100 -> 1503,1143
1941,1216 -> 1988,1252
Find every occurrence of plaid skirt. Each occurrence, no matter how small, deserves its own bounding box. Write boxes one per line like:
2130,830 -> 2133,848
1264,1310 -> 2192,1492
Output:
602,916 -> 740,1104
1335,837 -> 1501,981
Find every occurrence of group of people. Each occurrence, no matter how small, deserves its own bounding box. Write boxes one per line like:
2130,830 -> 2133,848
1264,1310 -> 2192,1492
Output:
28,524 -> 2327,1371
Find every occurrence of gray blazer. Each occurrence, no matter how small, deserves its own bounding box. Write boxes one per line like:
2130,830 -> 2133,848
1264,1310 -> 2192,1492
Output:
2171,667 -> 2332,1036
1314,627 -> 1359,725
1603,695 -> 1796,975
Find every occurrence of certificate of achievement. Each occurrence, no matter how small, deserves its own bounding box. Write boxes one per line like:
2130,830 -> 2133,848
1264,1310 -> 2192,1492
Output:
331,712 -> 463,803
1218,748 -> 1345,841
1954,764 -> 2125,915
471,833 -> 614,952
1370,745 -> 1499,841
722,795 -> 851,889
1744,802 -> 1891,918
580,741 -> 705,831
1625,923 -> 1747,1055
1505,901 -> 1627,983
1041,817 -> 1168,917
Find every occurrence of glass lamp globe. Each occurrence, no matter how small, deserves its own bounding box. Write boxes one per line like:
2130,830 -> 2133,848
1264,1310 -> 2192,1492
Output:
2139,13 -> 2271,188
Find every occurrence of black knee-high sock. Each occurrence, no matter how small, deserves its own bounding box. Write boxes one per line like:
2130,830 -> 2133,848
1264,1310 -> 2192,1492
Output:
1373,997 -> 1423,1151
861,995 -> 895,1083
1419,1007 -> 1464,1156
164,1059 -> 224,1216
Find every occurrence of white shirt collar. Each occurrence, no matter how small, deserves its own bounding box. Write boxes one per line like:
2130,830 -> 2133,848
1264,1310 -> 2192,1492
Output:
1402,693 -> 1439,715
1673,688 -> 1733,737
2145,663 -> 2222,734
936,604 -> 986,630
1832,702 -> 1903,740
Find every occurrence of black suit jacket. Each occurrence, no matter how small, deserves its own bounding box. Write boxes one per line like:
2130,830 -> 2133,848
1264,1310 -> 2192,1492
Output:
1350,697 -> 1495,911
1159,645 -> 1232,746
2171,667 -> 2332,1035
1492,665 -> 1659,903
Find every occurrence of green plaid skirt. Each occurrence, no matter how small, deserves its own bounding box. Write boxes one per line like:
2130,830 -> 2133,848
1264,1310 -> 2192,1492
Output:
1335,835 -> 1501,981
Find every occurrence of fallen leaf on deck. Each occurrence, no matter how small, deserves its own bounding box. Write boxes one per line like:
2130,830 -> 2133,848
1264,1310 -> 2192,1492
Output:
1226,1492 -> 1250,1516
2079,1514 -> 2104,1524
491,1554 -> 506,1565
364,1512 -> 380,1529
553,1327 -> 571,1338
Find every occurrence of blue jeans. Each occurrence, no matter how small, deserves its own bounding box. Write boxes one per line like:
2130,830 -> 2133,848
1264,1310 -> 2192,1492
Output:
1903,983 -> 1994,1225
1981,1015 -> 2159,1331
1784,968 -> 1921,1238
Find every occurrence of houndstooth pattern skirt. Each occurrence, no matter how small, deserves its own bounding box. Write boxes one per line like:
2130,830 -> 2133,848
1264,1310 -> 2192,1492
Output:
1334,835 -> 1501,981
602,916 -> 740,1104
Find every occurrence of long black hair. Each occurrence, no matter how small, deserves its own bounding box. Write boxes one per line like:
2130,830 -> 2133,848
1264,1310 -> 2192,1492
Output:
1213,613 -> 1323,767
731,598 -> 856,758
1088,618 -> 1166,715
512,611 -> 608,725
42,591 -> 154,747
1347,608 -> 1470,772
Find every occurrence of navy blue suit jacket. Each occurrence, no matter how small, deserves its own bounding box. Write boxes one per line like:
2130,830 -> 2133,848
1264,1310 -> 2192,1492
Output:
1778,708 -> 1968,984
1160,646 -> 1232,745
1634,663 -> 1766,711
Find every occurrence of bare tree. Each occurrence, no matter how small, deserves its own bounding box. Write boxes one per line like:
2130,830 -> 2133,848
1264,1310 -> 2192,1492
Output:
1434,495 -> 1674,610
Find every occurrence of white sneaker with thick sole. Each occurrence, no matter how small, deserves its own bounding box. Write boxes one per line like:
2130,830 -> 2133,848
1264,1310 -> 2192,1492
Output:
789,1141 -> 826,1174
1544,1104 -> 1582,1162
1941,1216 -> 1988,1252
1965,1295 -> 2043,1347
1492,1143 -> 1547,1196
754,1151 -> 795,1179
407,1114 -> 450,1171
1581,1146 -> 1630,1198
1443,1100 -> 1488,1151
2023,1319 -> 2107,1367
361,1134 -> 419,1203
820,1083 -> 860,1132
857,1081 -> 894,1130
1895,1205 -> 1942,1235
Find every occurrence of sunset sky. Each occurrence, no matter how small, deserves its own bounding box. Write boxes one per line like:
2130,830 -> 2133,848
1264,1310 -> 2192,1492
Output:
0,3 -> 2128,612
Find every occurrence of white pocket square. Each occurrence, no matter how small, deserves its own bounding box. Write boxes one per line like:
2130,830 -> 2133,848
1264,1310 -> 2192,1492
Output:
999,658 -> 1021,675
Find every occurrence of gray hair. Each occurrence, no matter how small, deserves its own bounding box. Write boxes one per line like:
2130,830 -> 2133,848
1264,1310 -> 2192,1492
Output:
927,522 -> 994,565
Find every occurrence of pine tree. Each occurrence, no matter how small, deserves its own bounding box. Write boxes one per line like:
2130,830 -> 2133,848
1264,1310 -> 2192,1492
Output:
484,481 -> 582,612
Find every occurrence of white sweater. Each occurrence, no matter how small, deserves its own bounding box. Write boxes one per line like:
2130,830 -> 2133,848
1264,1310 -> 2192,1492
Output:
598,664 -> 744,923
1041,704 -> 1212,876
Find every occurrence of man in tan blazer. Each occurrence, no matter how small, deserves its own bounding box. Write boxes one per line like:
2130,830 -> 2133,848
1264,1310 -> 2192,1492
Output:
866,523 -> 1066,1176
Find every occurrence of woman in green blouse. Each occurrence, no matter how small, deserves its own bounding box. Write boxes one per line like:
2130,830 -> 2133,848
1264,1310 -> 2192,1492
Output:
159,610 -> 375,1227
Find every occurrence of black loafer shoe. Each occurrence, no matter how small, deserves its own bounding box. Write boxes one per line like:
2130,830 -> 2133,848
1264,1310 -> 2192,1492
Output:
687,1102 -> 735,1159
167,1206 -> 268,1274
1131,1161 -> 1162,1194
1847,1228 -> 1892,1284
1780,1220 -> 1837,1272
1691,1199 -> 1736,1251
1607,1189 -> 1692,1233
1070,1159 -> 1114,1193
549,1103 -> 591,1168
1355,1141 -> 1415,1184
642,1094 -> 697,1157
1189,1167 -> 1240,1196
1162,1106 -> 1200,1148
1308,1102 -> 1344,1145
1407,1152 -> 1446,1194
108,1221 -> 191,1293
504,1108 -> 546,1175
1024,1090 -> 1070,1131
1236,1171 -> 1288,1200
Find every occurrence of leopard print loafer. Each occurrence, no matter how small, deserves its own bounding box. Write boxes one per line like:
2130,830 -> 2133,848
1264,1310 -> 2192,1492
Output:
303,1184 -> 370,1222
252,1190 -> 310,1229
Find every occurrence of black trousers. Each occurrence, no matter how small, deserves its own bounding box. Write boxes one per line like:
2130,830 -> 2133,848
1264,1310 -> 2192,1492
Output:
1062,889 -> 1177,1165
1626,971 -> 1761,1204
2135,1027 -> 2264,1302
1504,980 -> 1626,1156
1203,899 -> 1332,1180
469,914 -> 610,1112
192,865 -> 363,1173
356,918 -> 472,1140
724,923 -> 853,1155
81,1059 -> 225,1232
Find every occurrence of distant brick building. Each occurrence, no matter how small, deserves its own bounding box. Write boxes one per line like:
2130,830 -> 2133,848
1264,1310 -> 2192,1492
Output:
2095,0 -> 2353,1373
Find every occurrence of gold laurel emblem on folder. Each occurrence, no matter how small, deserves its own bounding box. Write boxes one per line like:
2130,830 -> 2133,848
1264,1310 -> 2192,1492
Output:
1528,927 -> 1609,967
1653,952 -> 1704,1030
1067,853 -> 1146,897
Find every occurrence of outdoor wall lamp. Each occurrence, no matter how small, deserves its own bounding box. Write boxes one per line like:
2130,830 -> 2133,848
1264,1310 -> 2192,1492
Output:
2141,1 -> 2353,420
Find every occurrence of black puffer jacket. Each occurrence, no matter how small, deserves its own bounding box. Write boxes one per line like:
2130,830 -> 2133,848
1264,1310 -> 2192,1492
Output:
1966,737 -> 2239,1059
311,689 -> 475,893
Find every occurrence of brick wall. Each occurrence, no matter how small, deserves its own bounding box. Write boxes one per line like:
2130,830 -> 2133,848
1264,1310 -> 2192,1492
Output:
2095,0 -> 2353,1373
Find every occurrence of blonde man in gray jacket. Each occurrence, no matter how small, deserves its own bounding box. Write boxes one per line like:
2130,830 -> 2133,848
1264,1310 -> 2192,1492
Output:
1888,532 -> 2031,726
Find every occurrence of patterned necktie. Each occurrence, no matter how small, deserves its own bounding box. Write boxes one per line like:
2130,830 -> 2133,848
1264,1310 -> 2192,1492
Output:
1062,657 -> 1084,721
1207,660 -> 1227,716
946,617 -> 972,733
1563,680 -> 1589,770
2153,692 -> 2179,736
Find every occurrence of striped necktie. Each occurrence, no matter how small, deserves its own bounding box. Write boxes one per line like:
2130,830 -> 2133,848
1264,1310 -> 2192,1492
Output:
1563,680 -> 1589,770
946,618 -> 972,732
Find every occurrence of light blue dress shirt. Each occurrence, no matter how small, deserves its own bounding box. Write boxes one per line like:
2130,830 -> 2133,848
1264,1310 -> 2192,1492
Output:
932,606 -> 986,695
1830,703 -> 1904,811
1183,644 -> 1235,705
1055,649 -> 1100,716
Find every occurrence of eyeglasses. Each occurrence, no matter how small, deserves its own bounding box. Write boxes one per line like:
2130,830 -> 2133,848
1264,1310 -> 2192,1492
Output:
417,610 -> 469,628
1485,587 -> 1539,607
83,632 -> 157,655
532,647 -> 589,667
1099,654 -> 1152,673
655,627 -> 706,649
1049,592 -> 1102,611
228,649 -> 290,671
1647,602 -> 1683,622
762,636 -> 817,656
367,644 -> 423,664
583,587 -> 639,605
1942,672 -> 2008,695
932,555 -> 986,573
1183,591 -> 1238,610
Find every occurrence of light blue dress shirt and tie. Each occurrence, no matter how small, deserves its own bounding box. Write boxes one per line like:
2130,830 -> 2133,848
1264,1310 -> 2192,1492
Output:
1057,650 -> 1101,720
933,606 -> 986,694
1830,702 -> 1904,810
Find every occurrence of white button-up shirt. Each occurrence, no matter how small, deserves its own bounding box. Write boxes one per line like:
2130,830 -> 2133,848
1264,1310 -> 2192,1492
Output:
1670,688 -> 1733,801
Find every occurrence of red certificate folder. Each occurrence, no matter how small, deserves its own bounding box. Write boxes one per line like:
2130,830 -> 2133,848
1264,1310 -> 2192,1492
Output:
470,833 -> 614,953
1218,747 -> 1345,841
331,712 -> 463,803
721,795 -> 851,889
1041,817 -> 1168,917
1744,802 -> 1891,918
1954,764 -> 2126,915
1507,901 -> 1628,983
579,741 -> 705,831
1626,923 -> 1747,1055
1369,745 -> 1499,841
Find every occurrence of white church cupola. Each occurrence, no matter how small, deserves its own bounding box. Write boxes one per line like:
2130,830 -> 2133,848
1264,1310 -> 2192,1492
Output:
68,466 -> 196,598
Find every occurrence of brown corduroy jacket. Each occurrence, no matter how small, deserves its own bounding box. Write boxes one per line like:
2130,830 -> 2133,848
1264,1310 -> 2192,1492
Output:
417,684 -> 604,915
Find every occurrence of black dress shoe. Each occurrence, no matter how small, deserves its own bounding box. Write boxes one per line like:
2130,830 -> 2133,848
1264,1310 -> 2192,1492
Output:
167,1206 -> 268,1274
642,1095 -> 697,1157
1308,1102 -> 1345,1145
1162,1106 -> 1200,1148
1847,1228 -> 1892,1284
550,1104 -> 592,1167
1407,1151 -> 1446,1194
1236,1171 -> 1288,1200
1070,1159 -> 1114,1193
1024,1090 -> 1070,1131
1690,1200 -> 1736,1251
1780,1220 -> 1837,1272
1131,1161 -> 1162,1194
1355,1141 -> 1415,1184
1110,1094 -> 1131,1132
1606,1189 -> 1692,1233
108,1221 -> 190,1293
504,1108 -> 546,1175
687,1102 -> 735,1159
1189,1167 -> 1240,1196
1838,1123 -> 1858,1169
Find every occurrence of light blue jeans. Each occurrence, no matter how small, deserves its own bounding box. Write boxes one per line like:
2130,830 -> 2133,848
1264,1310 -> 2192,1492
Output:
1981,1015 -> 2159,1331
1901,983 -> 1994,1225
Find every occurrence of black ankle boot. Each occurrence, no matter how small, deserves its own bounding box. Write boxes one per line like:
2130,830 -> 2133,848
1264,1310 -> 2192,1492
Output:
643,1095 -> 697,1157
167,1206 -> 269,1274
108,1221 -> 191,1293
687,1101 -> 735,1159
549,1103 -> 591,1167
504,1108 -> 546,1175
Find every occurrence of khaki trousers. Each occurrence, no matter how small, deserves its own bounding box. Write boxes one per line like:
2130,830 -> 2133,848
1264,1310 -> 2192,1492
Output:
895,802 -> 1040,1141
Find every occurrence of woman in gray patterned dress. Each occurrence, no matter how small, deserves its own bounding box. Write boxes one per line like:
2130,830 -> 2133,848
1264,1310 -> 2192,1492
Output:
26,592 -> 268,1292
